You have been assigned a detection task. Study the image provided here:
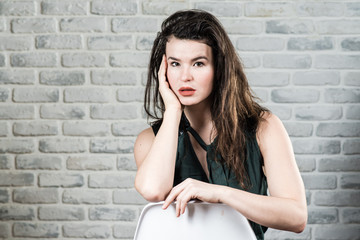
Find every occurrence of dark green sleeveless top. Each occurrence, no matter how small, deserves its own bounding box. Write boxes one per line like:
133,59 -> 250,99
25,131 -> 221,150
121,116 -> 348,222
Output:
151,114 -> 268,240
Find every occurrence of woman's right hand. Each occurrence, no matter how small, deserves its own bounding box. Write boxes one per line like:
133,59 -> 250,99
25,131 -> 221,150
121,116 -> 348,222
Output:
158,55 -> 183,112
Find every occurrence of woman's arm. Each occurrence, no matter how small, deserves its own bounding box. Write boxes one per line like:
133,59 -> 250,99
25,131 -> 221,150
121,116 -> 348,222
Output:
134,55 -> 183,202
162,113 -> 307,233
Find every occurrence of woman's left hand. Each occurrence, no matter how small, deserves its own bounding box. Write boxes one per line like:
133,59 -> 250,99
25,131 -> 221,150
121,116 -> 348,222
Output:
162,178 -> 224,217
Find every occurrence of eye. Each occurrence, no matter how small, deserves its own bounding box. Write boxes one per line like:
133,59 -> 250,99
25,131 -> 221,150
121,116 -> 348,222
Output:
194,62 -> 204,67
170,62 -> 180,67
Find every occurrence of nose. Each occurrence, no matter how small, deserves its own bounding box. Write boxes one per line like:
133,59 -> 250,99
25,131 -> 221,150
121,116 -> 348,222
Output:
180,66 -> 193,82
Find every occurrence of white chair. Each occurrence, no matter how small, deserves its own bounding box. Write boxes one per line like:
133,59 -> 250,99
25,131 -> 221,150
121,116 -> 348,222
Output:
134,201 -> 257,240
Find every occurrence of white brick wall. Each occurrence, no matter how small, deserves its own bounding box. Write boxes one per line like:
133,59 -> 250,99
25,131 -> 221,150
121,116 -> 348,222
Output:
0,0 -> 359,239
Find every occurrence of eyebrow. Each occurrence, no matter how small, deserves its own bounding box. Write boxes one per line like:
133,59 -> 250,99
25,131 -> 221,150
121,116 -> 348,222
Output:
167,56 -> 209,62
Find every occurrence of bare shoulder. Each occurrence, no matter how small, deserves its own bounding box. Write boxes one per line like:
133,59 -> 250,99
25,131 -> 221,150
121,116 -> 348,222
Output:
134,127 -> 155,166
256,111 -> 288,148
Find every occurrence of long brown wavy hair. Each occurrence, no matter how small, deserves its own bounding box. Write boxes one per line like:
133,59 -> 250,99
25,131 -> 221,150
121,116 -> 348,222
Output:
144,9 -> 268,189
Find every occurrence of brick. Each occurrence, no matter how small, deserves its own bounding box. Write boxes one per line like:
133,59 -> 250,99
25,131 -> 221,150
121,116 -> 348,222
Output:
40,70 -> 85,85
0,122 -> 8,137
112,17 -> 158,33
63,189 -> 111,204
319,156 -> 360,172
341,37 -> 360,51
110,52 -> 149,67
236,37 -> 284,51
0,36 -> 32,50
64,88 -> 110,103
114,222 -> 137,239
89,206 -> 137,221
0,155 -> 12,169
240,54 -> 261,68
295,106 -> 342,121
296,2 -> 344,17
252,88 -> 268,102
41,1 -> 87,15
0,1 -> 35,16
345,72 -> 360,86
91,70 -> 137,85
325,88 -> 360,103
0,223 -> 9,238
344,139 -> 360,155
302,174 -> 337,189
346,105 -> 360,120
114,189 -> 148,204
11,18 -> 56,33
39,206 -> 85,220
264,227 -> 311,240
266,20 -> 314,34
264,105 -> 292,120
288,37 -> 333,51
264,54 -> 312,69
11,53 -> 57,67
88,35 -> 133,50
0,88 -> 9,101
142,2 -> 188,15
13,222 -> 59,238
314,225 -> 360,240
90,105 -> 137,120
314,191 -> 360,207
346,2 -> 360,17
39,139 -> 87,153
283,122 -> 313,137
0,19 -> 4,32
0,105 -> 35,120
340,174 -> 360,189
221,19 -> 262,35
92,0 -> 137,15
62,53 -> 106,67
13,121 -> 58,136
112,121 -> 148,136
245,3 -> 294,17
0,70 -> 35,84
60,17 -> 106,32
0,206 -> 35,220
0,139 -> 35,154
63,122 -> 109,136
13,87 -> 59,102
118,155 -> 137,171
90,139 -> 134,154
36,35 -> 82,49
308,208 -> 338,224
317,20 -> 360,34
137,35 -> 155,50
293,71 -> 340,86
117,87 -> 144,102
317,123 -> 360,137
247,71 -> 289,88
63,223 -> 111,238
13,188 -> 58,204
16,155 -> 62,170
342,208 -> 360,223
315,55 -> 360,69
67,155 -> 115,170
0,54 -> 4,67
40,104 -> 86,119
39,173 -> 84,187
295,156 -> 316,172
271,89 -> 319,103
0,189 -> 9,203
89,172 -> 135,188
293,139 -> 340,154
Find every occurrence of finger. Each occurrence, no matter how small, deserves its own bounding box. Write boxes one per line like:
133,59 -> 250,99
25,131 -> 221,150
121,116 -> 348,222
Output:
162,185 -> 182,210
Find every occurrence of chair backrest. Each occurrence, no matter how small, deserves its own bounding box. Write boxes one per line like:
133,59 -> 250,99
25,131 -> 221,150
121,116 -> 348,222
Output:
134,201 -> 257,240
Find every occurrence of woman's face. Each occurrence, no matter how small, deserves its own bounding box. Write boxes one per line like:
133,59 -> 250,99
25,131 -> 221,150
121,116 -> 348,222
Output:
165,37 -> 214,108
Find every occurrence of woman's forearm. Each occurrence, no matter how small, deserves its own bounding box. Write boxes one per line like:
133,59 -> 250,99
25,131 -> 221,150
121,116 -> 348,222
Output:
135,109 -> 182,201
218,185 -> 307,233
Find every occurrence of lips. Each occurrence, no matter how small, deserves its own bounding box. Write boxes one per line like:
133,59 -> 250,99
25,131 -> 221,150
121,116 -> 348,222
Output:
179,87 -> 196,96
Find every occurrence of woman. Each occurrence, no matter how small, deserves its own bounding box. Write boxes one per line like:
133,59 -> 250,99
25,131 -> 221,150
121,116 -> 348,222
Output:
134,9 -> 307,239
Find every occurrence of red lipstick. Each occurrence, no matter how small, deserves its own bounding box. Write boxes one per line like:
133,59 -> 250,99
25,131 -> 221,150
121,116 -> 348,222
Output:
179,87 -> 196,96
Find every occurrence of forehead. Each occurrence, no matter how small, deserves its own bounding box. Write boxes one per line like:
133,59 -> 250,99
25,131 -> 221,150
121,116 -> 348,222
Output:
165,37 -> 212,60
